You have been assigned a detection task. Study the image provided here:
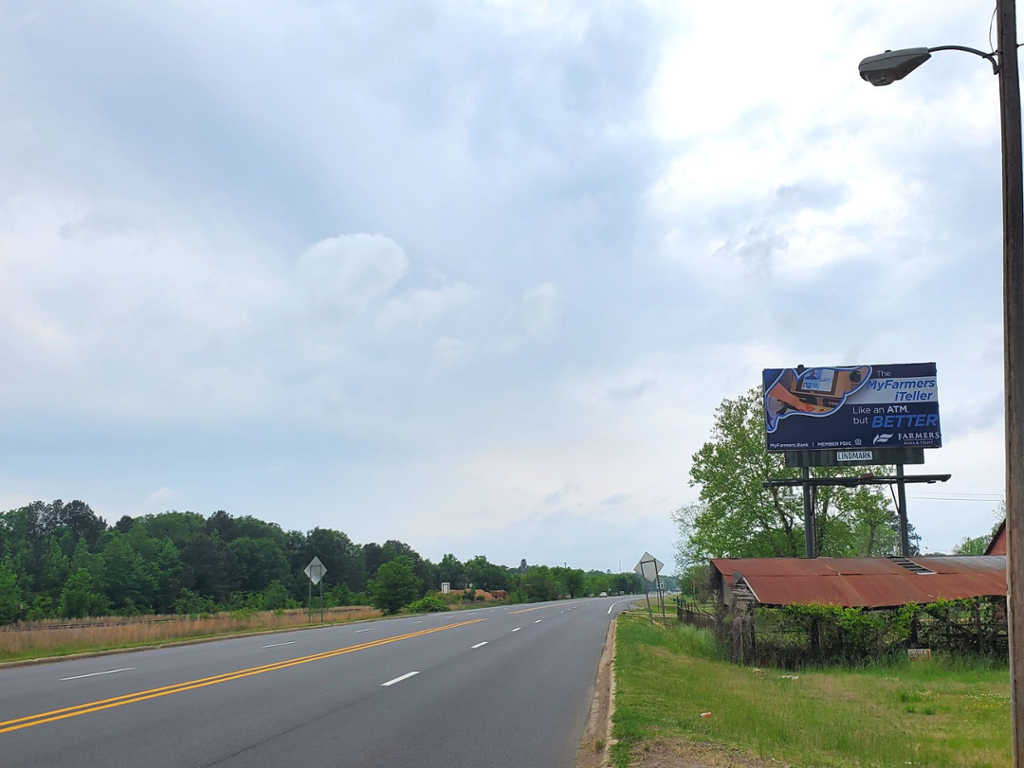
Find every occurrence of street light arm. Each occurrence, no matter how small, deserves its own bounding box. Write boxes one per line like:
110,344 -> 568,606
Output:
927,45 -> 1000,74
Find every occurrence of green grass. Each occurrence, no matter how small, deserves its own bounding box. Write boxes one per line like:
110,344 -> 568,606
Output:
611,612 -> 1010,768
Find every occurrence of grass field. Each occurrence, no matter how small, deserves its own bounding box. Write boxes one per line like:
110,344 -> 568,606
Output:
0,606 -> 381,664
612,612 -> 1011,768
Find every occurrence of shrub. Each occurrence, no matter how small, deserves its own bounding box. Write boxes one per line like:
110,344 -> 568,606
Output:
369,557 -> 420,615
407,595 -> 447,613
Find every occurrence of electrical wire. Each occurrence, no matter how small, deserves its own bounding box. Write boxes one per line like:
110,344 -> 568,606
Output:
907,496 -> 1000,502
990,2 -> 997,53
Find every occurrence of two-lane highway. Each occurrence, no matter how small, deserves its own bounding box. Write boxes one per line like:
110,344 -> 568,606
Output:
0,597 -> 637,767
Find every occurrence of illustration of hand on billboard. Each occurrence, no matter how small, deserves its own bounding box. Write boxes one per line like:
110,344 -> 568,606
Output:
764,366 -> 871,432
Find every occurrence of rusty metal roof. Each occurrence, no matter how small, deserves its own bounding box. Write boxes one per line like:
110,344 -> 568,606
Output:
711,556 -> 1007,608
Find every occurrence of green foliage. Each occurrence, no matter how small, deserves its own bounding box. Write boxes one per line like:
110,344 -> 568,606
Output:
173,587 -> 217,615
58,568 -> 108,619
259,581 -> 299,611
369,556 -> 420,615
0,560 -> 22,624
677,386 -> 904,563
754,598 -> 1006,667
407,595 -> 448,613
0,498 -> 572,626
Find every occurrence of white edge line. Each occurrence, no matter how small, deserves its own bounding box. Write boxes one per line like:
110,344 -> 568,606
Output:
262,641 -> 296,648
471,641 -> 488,649
381,671 -> 420,687
354,629 -> 373,633
61,667 -> 134,681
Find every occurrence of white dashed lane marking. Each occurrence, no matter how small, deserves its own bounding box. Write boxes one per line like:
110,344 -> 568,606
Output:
61,668 -> 134,682
381,671 -> 420,687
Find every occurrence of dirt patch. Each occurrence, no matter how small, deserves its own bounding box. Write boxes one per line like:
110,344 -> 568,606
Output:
629,739 -> 787,768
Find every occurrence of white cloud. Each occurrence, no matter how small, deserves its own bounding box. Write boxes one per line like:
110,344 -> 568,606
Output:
522,282 -> 561,341
143,487 -> 179,513
296,234 -> 408,316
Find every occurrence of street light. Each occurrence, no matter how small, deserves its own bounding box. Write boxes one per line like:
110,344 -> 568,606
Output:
858,46 -> 999,86
859,4 -> 1024,765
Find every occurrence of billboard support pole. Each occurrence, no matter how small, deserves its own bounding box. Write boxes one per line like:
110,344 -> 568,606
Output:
896,464 -> 911,556
802,466 -> 815,558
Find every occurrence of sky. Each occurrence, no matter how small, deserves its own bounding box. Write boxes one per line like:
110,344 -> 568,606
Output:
0,0 -> 1011,571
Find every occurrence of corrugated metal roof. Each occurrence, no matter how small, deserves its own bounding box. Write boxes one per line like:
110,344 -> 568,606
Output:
711,556 -> 1007,608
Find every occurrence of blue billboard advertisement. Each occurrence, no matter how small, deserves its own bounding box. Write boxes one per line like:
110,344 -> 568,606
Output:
763,363 -> 941,451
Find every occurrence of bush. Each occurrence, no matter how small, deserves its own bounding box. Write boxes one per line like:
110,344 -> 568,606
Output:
25,595 -> 54,622
407,595 -> 448,613
174,588 -> 217,616
369,557 -> 420,615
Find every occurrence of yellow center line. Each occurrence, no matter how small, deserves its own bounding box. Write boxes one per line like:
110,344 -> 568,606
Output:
0,618 -> 484,735
509,604 -> 564,615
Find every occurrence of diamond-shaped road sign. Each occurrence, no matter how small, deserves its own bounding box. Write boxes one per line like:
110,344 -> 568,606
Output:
634,552 -> 664,584
304,556 -> 327,585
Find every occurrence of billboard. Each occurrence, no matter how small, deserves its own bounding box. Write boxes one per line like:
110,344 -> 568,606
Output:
763,363 -> 941,452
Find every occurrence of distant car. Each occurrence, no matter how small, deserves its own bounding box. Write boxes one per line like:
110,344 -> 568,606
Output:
599,592 -> 607,597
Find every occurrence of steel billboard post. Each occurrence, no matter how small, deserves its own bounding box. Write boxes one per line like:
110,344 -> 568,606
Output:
801,466 -> 814,558
896,463 -> 910,556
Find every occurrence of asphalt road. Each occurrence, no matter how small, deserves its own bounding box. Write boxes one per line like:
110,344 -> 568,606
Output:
0,596 -> 638,768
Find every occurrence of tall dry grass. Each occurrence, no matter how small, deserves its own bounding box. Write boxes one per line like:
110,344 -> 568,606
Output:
0,606 -> 381,662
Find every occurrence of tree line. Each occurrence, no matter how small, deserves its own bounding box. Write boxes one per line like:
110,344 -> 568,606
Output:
0,500 -> 643,624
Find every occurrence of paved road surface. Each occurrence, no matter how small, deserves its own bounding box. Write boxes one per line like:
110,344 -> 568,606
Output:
0,597 -> 638,767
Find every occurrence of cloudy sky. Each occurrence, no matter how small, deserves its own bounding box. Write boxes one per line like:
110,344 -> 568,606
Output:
0,1 -> 1010,570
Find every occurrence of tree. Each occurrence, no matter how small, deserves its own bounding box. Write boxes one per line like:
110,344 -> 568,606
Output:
368,557 -> 419,615
563,569 -> 585,598
679,386 -> 904,562
464,555 -> 510,592
954,535 -> 990,555
438,554 -> 464,589
0,560 -> 21,624
521,566 -> 558,602
58,568 -> 106,619
228,537 -> 288,592
102,534 -> 156,612
181,534 -> 238,600
40,537 -> 70,598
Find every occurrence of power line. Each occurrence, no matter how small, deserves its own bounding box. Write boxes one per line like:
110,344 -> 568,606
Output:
908,496 -> 1003,502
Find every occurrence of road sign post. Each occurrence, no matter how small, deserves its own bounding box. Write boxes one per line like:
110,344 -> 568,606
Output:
304,556 -> 327,623
634,552 -> 664,626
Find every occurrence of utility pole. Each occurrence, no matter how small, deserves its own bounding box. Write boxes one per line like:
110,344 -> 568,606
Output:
998,2 -> 1024,763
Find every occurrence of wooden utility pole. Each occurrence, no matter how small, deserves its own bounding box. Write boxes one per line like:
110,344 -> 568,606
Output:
997,1 -> 1024,764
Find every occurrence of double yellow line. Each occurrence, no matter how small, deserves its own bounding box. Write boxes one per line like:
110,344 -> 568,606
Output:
0,618 -> 483,735
510,604 -> 556,615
